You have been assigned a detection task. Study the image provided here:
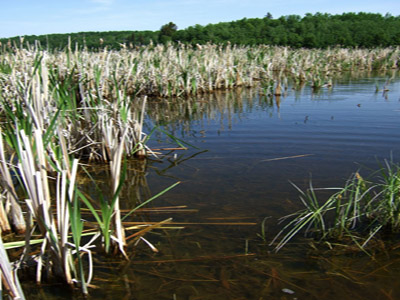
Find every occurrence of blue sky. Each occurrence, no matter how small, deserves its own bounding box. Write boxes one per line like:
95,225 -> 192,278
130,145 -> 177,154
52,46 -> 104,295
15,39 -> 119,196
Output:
1,0 -> 399,38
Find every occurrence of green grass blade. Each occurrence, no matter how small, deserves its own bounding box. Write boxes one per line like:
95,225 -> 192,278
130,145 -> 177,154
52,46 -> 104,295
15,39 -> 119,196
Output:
122,181 -> 180,221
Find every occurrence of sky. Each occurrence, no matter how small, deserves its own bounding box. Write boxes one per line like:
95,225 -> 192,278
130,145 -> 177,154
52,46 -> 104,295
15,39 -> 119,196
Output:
1,0 -> 399,38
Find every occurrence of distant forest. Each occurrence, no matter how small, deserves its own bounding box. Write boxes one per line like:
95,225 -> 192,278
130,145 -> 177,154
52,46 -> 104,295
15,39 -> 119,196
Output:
1,12 -> 400,49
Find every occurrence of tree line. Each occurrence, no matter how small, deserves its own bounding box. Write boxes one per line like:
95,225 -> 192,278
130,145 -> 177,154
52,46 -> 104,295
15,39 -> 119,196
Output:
1,12 -> 400,50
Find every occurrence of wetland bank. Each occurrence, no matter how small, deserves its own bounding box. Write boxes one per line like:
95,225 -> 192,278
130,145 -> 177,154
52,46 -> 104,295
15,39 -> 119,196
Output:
0,43 -> 400,299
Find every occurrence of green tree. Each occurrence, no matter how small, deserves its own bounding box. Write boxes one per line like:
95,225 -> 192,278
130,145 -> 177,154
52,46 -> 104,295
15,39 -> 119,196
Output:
159,22 -> 178,43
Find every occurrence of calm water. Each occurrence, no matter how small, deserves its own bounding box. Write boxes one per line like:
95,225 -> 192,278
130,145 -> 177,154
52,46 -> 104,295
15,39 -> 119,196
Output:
26,74 -> 400,299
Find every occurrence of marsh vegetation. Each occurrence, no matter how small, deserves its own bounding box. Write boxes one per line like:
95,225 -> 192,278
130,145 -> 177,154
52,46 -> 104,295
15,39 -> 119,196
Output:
0,42 -> 399,299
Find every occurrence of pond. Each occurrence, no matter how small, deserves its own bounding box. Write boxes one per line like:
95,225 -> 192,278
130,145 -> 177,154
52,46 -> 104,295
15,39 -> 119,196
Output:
26,73 -> 400,299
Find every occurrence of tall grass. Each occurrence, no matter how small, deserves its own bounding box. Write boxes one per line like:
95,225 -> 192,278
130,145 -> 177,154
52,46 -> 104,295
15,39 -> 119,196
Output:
0,41 -> 399,296
0,130 -> 25,234
0,121 -> 179,295
0,237 -> 25,300
271,162 -> 400,253
1,44 -> 398,161
0,43 -> 182,296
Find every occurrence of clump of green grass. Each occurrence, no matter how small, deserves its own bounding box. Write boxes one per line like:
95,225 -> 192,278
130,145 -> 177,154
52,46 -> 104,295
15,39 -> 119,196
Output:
271,162 -> 400,254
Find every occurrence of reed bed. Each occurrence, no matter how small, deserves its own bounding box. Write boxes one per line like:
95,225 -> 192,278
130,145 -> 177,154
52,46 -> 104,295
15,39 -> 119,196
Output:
0,112 -> 179,297
0,42 -> 399,297
1,43 -> 399,161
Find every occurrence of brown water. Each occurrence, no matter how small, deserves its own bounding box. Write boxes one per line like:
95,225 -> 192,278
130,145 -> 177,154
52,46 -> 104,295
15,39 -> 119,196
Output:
24,73 -> 400,299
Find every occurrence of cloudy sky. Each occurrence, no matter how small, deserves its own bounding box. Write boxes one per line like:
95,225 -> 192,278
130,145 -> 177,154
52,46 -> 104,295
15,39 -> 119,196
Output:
1,0 -> 399,38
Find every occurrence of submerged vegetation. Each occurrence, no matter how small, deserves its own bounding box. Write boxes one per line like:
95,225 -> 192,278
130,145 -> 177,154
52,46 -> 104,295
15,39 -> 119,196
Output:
0,38 -> 399,299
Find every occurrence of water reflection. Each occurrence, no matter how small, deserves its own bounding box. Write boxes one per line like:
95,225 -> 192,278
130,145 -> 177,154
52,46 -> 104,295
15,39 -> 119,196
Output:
145,88 -> 281,136
138,74 -> 400,222
31,74 -> 400,299
144,71 -> 398,139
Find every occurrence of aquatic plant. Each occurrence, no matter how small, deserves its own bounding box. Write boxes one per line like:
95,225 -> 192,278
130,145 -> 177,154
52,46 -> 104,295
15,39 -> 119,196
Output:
271,162 -> 400,253
0,44 -> 398,165
0,130 -> 25,234
0,45 -> 181,296
2,44 -> 399,107
0,237 -> 25,300
370,161 -> 400,230
0,41 -> 399,297
0,123 -> 180,295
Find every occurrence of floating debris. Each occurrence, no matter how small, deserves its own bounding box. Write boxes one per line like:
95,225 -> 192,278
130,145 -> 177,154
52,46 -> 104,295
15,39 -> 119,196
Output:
282,288 -> 295,294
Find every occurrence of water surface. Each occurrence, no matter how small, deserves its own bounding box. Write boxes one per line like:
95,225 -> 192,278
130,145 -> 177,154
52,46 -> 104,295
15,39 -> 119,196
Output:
27,74 -> 400,299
